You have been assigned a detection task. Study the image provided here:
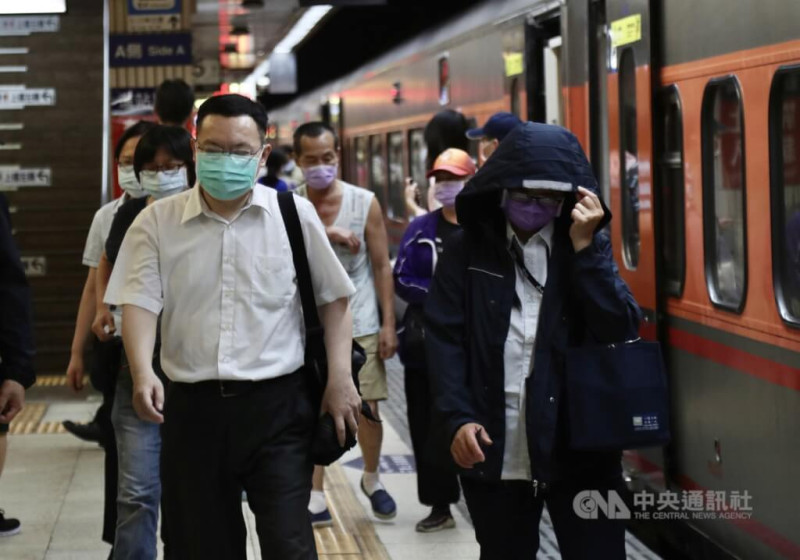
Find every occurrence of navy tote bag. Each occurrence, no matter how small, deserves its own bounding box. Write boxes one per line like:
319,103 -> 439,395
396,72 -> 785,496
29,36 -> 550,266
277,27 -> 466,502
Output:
565,338 -> 671,450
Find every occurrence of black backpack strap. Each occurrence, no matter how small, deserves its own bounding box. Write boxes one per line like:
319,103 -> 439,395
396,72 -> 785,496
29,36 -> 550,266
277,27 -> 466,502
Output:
277,192 -> 327,398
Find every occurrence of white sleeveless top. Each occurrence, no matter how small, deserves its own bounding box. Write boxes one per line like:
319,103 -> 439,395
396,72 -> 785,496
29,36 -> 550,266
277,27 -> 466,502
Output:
298,181 -> 380,337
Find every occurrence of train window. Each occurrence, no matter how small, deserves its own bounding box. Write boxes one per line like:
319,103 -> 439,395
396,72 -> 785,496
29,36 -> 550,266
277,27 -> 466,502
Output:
769,66 -> 800,326
408,128 -> 427,187
354,136 -> 368,189
510,77 -> 521,118
655,86 -> 686,297
619,47 -> 640,270
702,77 -> 747,312
369,134 -> 387,208
387,131 -> 406,220
438,56 -> 450,106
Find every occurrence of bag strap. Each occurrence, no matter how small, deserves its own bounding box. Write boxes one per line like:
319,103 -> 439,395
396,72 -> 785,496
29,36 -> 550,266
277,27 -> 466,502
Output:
276,192 -> 327,384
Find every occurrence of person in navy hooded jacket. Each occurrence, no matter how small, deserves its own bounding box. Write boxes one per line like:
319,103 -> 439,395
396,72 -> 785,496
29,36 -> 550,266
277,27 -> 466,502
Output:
424,122 -> 640,559
393,148 -> 476,533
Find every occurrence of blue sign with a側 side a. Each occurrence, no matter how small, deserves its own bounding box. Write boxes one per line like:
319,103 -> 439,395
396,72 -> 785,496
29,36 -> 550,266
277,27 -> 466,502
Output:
110,33 -> 191,67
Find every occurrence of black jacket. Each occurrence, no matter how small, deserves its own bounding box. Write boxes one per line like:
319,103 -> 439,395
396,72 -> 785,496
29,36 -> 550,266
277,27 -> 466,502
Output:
0,194 -> 35,389
424,122 -> 640,486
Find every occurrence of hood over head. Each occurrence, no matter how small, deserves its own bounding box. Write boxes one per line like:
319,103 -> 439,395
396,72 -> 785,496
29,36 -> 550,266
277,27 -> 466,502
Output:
455,121 -> 611,234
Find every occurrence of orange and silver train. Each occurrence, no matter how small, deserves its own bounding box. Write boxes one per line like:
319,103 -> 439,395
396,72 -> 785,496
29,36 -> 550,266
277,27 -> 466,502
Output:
270,0 -> 800,558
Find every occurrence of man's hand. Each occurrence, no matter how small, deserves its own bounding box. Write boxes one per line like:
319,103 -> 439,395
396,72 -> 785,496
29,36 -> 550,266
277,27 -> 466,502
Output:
320,376 -> 361,447
451,423 -> 493,469
569,186 -> 605,253
326,226 -> 361,254
91,306 -> 116,341
65,355 -> 85,392
378,324 -> 398,360
0,380 -> 25,424
132,371 -> 164,424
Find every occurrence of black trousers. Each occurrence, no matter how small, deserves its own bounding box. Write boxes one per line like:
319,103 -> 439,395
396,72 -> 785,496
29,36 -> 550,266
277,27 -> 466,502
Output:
161,371 -> 316,560
461,474 -> 627,560
404,365 -> 460,507
91,337 -> 122,546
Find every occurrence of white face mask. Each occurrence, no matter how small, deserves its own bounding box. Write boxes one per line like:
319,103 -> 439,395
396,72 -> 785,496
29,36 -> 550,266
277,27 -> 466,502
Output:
118,164 -> 147,199
140,167 -> 188,200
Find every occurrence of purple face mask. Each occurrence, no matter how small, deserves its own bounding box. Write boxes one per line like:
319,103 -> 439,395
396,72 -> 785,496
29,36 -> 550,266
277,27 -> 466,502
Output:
503,197 -> 560,232
433,180 -> 465,208
303,164 -> 337,190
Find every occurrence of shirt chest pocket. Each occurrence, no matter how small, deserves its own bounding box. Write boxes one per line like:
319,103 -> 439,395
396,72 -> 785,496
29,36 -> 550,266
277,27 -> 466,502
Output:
251,255 -> 296,306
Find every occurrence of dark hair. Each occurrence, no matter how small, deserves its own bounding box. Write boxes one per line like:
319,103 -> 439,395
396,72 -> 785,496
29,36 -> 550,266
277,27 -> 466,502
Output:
154,79 -> 195,126
424,109 -> 470,170
197,94 -> 268,138
280,144 -> 295,156
293,121 -> 339,155
266,147 -> 289,178
114,120 -> 157,161
133,125 -> 196,186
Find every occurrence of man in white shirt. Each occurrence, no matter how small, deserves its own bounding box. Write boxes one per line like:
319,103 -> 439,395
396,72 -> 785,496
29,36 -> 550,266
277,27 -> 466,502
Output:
104,94 -> 360,559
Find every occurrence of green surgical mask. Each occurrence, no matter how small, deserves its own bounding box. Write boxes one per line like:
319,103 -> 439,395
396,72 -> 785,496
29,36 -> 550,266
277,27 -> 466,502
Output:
196,151 -> 261,201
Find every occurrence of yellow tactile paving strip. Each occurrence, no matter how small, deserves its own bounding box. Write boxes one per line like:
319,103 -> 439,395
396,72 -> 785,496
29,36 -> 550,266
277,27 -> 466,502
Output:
316,463 -> 391,558
8,375 -> 72,435
8,402 -> 66,435
34,374 -> 72,387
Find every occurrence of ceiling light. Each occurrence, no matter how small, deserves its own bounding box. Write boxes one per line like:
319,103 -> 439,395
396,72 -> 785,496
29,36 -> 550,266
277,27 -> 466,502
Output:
272,5 -> 332,54
0,0 -> 66,13
256,76 -> 270,88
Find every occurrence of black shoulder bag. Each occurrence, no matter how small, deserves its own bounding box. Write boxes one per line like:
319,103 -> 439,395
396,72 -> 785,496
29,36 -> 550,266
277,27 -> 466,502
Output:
277,192 -> 371,466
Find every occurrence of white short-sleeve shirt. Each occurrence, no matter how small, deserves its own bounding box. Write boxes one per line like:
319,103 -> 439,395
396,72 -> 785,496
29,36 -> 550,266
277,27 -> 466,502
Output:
82,196 -> 127,268
104,185 -> 356,383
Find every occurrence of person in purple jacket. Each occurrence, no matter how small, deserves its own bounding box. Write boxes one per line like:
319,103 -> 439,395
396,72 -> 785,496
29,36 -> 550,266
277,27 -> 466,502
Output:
393,148 -> 475,532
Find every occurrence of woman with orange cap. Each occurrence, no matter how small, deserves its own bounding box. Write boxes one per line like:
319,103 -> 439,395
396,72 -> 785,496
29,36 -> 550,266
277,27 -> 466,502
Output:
393,148 -> 476,532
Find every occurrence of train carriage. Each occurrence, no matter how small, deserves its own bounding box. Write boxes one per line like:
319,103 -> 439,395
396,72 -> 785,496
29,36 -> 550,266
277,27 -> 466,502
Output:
269,1 -> 800,558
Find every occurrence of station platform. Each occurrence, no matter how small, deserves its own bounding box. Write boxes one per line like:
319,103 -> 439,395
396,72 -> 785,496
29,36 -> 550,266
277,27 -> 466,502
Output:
0,359 -> 663,559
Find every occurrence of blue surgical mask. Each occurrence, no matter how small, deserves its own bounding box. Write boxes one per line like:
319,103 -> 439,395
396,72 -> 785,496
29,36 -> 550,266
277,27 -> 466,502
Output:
196,151 -> 262,201
140,168 -> 188,200
118,164 -> 147,199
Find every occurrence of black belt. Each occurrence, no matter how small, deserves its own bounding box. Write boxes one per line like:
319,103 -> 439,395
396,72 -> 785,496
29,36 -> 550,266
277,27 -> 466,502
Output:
171,371 -> 302,398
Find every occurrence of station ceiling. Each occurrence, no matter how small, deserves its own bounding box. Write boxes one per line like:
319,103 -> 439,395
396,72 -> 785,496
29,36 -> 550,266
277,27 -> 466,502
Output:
189,0 -> 484,108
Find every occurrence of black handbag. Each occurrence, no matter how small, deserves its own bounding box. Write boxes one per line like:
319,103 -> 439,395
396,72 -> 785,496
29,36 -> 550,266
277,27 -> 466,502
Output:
398,305 -> 427,368
277,192 -> 372,466
564,338 -> 671,450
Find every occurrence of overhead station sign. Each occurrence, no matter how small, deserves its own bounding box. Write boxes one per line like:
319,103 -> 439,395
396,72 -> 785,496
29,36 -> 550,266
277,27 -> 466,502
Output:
0,166 -> 52,189
110,33 -> 192,67
0,86 -> 56,109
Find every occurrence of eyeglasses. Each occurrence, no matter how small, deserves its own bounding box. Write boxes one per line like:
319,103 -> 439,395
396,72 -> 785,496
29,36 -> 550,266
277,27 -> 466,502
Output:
507,190 -> 564,206
140,164 -> 185,176
197,146 -> 264,159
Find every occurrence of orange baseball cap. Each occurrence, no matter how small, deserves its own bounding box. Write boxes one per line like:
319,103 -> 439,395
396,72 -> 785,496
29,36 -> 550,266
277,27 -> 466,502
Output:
426,148 -> 477,178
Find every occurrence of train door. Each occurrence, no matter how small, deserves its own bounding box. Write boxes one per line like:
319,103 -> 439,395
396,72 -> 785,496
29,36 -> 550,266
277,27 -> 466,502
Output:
524,9 -> 562,124
605,0 -> 657,341
602,0 -> 669,488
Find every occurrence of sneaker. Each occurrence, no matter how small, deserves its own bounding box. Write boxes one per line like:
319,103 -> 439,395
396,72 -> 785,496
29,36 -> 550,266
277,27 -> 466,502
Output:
0,510 -> 21,537
415,510 -> 455,533
62,420 -> 103,445
310,508 -> 333,528
360,479 -> 397,520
